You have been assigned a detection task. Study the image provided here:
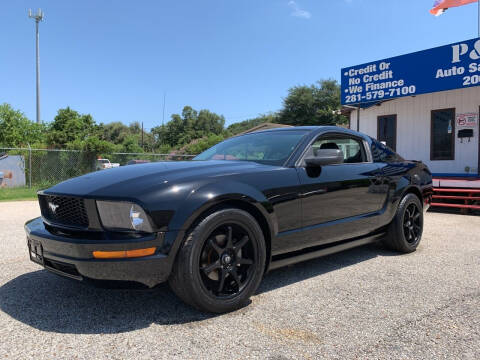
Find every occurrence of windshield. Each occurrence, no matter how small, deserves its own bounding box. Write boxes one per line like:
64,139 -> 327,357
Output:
193,130 -> 308,166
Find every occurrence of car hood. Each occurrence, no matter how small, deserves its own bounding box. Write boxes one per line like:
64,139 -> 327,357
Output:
44,160 -> 272,198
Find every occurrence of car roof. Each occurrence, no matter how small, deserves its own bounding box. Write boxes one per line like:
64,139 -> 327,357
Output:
244,125 -> 368,139
248,126 -> 319,132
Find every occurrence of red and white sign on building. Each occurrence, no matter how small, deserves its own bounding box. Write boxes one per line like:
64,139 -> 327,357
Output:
456,113 -> 478,127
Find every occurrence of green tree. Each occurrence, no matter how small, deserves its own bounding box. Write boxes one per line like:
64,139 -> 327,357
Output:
101,122 -> 131,144
47,107 -> 125,156
195,109 -> 225,137
168,112 -> 189,145
151,106 -> 225,148
129,121 -> 142,134
151,125 -> 168,149
47,107 -> 98,147
120,134 -> 144,153
226,113 -> 278,135
66,136 -> 117,154
278,79 -> 346,126
183,134 -> 225,154
0,103 -> 46,147
100,121 -> 154,151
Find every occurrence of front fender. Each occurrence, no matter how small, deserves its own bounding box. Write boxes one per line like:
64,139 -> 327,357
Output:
158,181 -> 278,278
162,180 -> 276,251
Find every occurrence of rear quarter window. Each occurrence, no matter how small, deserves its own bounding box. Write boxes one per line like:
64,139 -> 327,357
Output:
370,139 -> 404,163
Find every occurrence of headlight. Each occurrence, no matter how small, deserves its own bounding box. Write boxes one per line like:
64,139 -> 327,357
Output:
96,201 -> 153,232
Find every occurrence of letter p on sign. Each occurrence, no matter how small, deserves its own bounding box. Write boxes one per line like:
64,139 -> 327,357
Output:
452,43 -> 469,63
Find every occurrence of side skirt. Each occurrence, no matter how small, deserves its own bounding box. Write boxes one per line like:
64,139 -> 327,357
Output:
268,232 -> 385,271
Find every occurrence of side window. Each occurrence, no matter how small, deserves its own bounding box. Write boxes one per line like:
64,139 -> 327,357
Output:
311,136 -> 366,163
371,139 -> 404,163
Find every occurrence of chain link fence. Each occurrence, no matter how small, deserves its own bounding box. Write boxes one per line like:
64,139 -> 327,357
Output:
0,147 -> 195,188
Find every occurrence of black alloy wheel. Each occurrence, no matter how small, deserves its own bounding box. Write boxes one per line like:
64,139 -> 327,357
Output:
199,224 -> 256,298
169,208 -> 266,313
403,203 -> 421,244
384,193 -> 424,253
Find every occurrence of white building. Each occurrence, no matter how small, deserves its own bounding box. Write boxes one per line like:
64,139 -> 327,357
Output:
341,37 -> 480,180
347,86 -> 479,177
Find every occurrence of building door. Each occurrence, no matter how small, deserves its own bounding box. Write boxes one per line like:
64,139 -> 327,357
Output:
377,115 -> 397,150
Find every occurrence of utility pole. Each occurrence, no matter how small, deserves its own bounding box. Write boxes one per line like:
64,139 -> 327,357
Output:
162,92 -> 166,127
28,9 -> 44,124
161,92 -> 166,146
141,122 -> 144,149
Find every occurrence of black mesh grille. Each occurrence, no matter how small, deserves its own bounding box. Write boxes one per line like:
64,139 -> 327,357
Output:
39,195 -> 89,228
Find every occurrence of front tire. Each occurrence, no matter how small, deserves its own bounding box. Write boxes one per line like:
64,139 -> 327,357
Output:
384,193 -> 424,253
169,208 -> 266,313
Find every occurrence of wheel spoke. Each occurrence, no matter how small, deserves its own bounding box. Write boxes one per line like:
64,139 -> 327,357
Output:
230,268 -> 241,287
217,269 -> 227,293
405,207 -> 411,219
234,235 -> 249,251
237,258 -> 253,265
413,212 -> 420,220
409,229 -> 415,241
208,238 -> 223,255
226,226 -> 233,249
201,260 -> 221,274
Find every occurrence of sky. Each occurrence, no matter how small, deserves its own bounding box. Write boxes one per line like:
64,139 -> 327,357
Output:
0,0 -> 478,130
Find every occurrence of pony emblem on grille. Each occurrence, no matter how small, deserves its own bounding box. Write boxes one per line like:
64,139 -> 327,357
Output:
48,202 -> 59,214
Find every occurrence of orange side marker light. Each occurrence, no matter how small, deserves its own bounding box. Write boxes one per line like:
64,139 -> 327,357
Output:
93,247 -> 156,259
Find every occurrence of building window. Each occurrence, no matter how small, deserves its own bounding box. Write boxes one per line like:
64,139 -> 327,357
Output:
431,108 -> 455,160
377,115 -> 397,151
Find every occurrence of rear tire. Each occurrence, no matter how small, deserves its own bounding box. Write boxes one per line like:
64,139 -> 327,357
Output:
383,193 -> 424,253
169,208 -> 266,313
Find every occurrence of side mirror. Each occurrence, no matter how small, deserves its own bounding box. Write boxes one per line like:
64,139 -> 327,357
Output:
305,149 -> 344,167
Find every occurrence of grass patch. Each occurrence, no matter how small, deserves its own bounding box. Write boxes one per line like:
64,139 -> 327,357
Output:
0,187 -> 40,202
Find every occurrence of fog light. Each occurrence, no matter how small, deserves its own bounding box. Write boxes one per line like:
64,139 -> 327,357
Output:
93,247 -> 156,259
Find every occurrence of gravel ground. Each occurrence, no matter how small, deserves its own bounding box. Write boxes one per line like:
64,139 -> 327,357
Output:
0,201 -> 479,359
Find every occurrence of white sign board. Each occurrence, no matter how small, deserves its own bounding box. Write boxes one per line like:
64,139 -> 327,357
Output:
456,113 -> 478,128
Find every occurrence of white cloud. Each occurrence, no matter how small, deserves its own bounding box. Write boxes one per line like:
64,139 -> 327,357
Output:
288,1 -> 311,19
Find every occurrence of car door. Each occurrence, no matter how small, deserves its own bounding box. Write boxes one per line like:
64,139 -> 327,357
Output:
295,133 -> 387,250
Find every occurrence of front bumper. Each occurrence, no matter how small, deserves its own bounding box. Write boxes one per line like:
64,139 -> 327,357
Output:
25,217 -> 180,287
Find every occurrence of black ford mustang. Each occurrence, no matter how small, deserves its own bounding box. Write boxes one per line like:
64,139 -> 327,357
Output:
25,126 -> 433,313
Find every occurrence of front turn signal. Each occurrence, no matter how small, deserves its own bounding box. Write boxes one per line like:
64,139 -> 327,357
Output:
93,247 -> 156,259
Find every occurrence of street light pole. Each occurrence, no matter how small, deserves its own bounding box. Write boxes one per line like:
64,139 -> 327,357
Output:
28,9 -> 44,124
